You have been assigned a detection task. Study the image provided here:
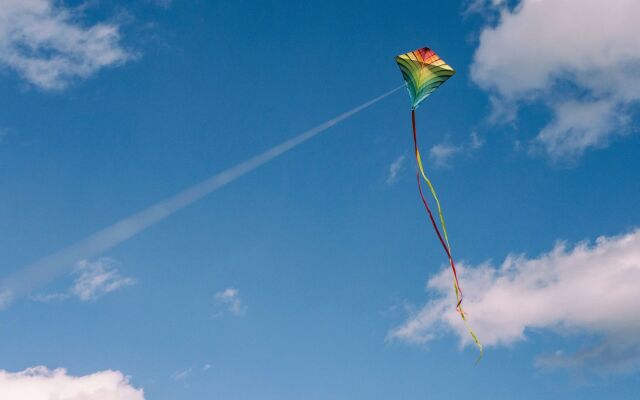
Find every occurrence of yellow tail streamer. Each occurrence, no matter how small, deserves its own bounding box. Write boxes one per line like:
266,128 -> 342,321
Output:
415,147 -> 484,361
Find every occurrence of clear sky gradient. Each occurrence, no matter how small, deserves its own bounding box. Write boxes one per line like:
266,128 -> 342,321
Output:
0,1 -> 639,399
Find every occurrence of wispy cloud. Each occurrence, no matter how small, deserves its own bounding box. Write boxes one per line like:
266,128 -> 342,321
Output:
71,258 -> 135,301
533,99 -> 630,159
0,366 -> 143,399
32,258 -> 135,303
0,0 -> 131,90
171,364 -> 210,385
389,229 -> 640,373
171,368 -> 192,381
213,288 -> 246,317
0,289 -> 13,309
145,0 -> 174,8
429,143 -> 462,168
464,0 -> 506,16
471,0 -> 640,160
469,131 -> 485,150
428,132 -> 485,168
386,155 -> 406,185
29,292 -> 70,303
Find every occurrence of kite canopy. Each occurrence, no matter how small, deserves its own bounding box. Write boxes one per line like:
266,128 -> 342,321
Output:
395,47 -> 455,110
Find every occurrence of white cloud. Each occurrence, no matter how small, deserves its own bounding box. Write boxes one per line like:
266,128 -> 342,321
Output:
0,0 -> 131,90
0,366 -> 144,400
471,0 -> 640,159
389,229 -> 640,372
32,258 -> 135,303
214,288 -> 246,317
386,155 -> 405,185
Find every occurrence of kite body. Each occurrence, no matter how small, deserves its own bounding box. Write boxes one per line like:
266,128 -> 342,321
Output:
396,47 -> 483,360
395,47 -> 456,110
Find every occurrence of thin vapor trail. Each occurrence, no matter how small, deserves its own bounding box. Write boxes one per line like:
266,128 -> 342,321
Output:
0,85 -> 403,307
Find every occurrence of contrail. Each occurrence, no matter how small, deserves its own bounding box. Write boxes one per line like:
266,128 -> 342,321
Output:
0,85 -> 403,307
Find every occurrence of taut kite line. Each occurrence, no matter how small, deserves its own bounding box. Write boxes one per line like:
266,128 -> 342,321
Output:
0,85 -> 403,308
396,47 -> 483,359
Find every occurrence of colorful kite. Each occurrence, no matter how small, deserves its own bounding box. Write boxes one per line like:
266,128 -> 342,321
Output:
396,47 -> 483,359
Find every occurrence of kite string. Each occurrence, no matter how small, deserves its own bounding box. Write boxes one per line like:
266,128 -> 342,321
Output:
411,109 -> 483,360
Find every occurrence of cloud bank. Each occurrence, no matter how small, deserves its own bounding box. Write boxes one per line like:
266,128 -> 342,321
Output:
471,0 -> 640,159
0,0 -> 130,89
389,229 -> 640,372
0,366 -> 144,400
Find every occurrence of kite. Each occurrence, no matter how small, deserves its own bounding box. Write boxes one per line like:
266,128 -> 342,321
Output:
396,47 -> 483,359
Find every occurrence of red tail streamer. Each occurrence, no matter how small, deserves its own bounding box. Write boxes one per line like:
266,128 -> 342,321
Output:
411,110 -> 464,312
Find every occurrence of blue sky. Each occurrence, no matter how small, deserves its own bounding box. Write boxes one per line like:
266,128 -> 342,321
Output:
0,0 -> 639,399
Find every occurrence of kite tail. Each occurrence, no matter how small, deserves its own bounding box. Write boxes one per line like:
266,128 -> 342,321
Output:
411,109 -> 483,361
